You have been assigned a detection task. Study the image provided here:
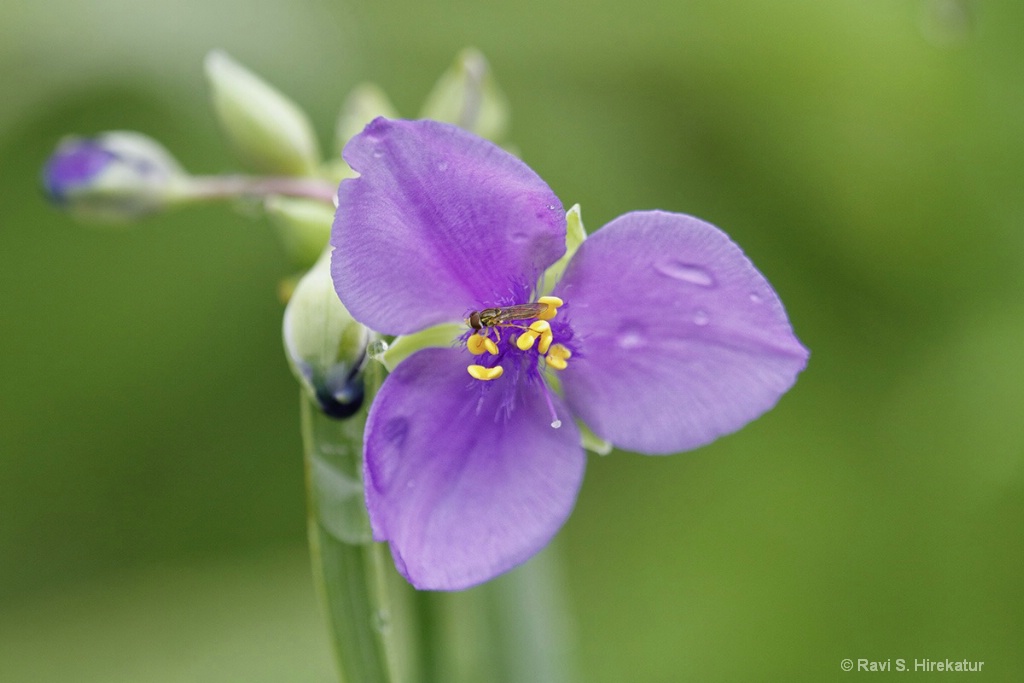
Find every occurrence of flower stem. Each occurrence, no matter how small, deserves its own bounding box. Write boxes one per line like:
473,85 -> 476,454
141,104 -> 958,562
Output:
183,174 -> 338,205
302,374 -> 413,683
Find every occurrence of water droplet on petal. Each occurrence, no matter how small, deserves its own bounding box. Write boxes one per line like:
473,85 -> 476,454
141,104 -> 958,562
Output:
749,292 -> 763,304
655,260 -> 715,287
510,231 -> 530,243
551,419 -> 562,429
615,320 -> 646,350
372,150 -> 384,158
692,309 -> 710,326
368,339 -> 389,361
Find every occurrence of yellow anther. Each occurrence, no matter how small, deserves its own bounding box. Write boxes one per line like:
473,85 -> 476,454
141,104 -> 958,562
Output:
547,343 -> 572,360
537,295 -> 563,308
467,364 -> 504,381
466,334 -> 488,355
516,330 -> 539,351
536,295 -> 563,320
537,330 -> 553,354
482,337 -> 499,355
529,320 -> 551,334
545,355 -> 568,371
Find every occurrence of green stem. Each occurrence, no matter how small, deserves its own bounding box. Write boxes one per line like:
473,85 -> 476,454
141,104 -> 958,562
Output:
182,174 -> 338,205
302,385 -> 411,683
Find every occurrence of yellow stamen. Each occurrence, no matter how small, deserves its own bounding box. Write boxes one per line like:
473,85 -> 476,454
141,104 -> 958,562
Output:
467,364 -> 504,381
528,320 -> 551,334
545,355 -> 568,371
516,330 -> 539,351
482,337 -> 499,355
466,333 -> 488,355
537,295 -> 563,320
537,330 -> 553,354
547,343 -> 572,360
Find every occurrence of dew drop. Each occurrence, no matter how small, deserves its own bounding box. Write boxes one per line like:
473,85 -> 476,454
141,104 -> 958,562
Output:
510,231 -> 530,243
749,293 -> 763,304
617,333 -> 643,349
692,309 -> 710,326
616,320 -> 646,350
372,149 -> 384,159
368,339 -> 389,361
551,419 -> 562,429
655,260 -> 715,287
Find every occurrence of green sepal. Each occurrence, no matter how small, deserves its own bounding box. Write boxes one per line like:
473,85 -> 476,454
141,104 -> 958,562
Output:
419,48 -> 510,141
578,421 -> 613,455
380,323 -> 463,371
541,203 -> 587,294
264,196 -> 334,269
204,50 -> 321,176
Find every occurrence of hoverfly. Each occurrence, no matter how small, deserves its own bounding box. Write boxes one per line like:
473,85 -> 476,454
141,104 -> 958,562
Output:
467,303 -> 549,331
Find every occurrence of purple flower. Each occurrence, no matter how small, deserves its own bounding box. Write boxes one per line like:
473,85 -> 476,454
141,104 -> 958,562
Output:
332,118 -> 808,590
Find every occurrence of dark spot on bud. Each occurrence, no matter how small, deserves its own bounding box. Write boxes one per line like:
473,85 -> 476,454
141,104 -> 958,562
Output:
316,374 -> 365,420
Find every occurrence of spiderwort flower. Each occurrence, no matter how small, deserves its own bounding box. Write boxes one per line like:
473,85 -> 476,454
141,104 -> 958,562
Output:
332,118 -> 808,590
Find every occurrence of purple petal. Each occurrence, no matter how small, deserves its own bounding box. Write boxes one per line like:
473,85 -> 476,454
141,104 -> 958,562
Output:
42,140 -> 115,203
364,347 -> 584,590
554,211 -> 808,454
332,118 -> 566,335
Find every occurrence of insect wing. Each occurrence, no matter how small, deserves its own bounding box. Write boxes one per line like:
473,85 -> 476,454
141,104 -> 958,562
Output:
479,303 -> 547,327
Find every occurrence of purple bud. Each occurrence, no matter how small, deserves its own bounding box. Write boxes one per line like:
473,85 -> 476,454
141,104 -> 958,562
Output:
40,132 -> 186,222
42,140 -> 117,203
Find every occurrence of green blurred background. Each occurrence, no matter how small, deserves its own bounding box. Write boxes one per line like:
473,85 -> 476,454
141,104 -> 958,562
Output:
2,0 -> 1021,680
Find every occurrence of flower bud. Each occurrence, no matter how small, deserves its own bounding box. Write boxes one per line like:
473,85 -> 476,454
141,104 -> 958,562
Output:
42,131 -> 188,222
205,50 -> 321,176
419,48 -> 509,141
334,83 -> 399,156
283,250 -> 369,419
264,196 -> 333,269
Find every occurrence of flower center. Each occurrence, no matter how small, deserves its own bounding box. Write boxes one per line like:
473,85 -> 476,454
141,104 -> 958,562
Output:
463,295 -> 572,380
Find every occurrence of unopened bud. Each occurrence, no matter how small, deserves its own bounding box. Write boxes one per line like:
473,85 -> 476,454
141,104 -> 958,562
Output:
42,131 -> 188,222
419,48 -> 509,141
283,250 -> 369,419
205,50 -> 321,176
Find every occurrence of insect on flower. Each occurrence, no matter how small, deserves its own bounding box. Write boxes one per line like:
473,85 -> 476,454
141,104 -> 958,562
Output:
466,300 -> 557,331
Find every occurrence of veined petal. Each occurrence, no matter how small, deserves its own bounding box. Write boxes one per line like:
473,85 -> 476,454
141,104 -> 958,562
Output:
554,211 -> 808,455
364,347 -> 584,590
332,118 -> 566,335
